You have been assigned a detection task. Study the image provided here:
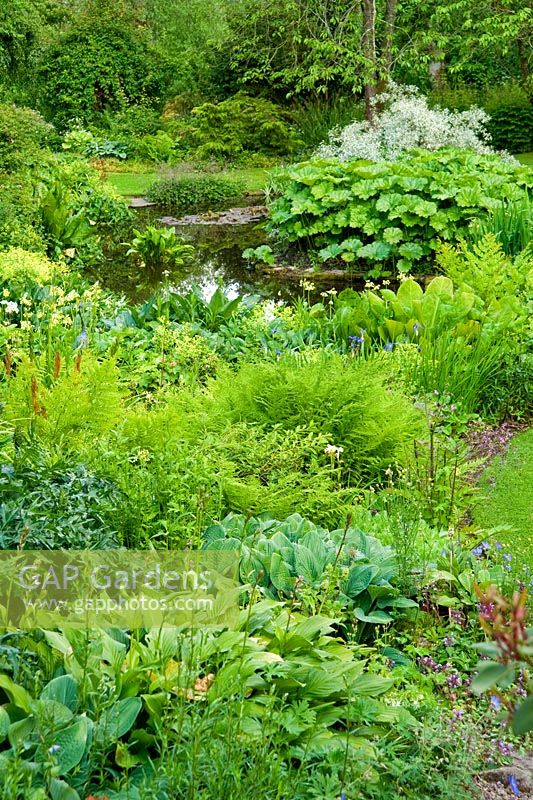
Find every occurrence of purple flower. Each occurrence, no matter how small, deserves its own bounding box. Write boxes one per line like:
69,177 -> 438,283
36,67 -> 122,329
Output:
497,740 -> 513,757
503,553 -> 513,561
452,709 -> 463,720
478,601 -> 495,618
447,672 -> 462,689
490,695 -> 501,710
443,636 -> 454,647
472,541 -> 490,557
450,609 -> 464,625
508,775 -> 521,796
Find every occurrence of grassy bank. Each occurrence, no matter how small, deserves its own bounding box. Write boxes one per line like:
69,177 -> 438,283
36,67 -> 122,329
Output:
106,165 -> 270,197
474,427 -> 533,568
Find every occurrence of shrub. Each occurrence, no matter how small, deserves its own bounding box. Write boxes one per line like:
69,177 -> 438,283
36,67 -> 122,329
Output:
132,131 -> 175,162
0,248 -> 57,289
170,93 -> 301,161
438,235 -> 533,303
268,148 -> 533,274
147,173 -> 245,211
317,85 -> 496,162
433,84 -> 533,155
484,86 -> 533,154
0,103 -> 54,171
37,20 -> 166,128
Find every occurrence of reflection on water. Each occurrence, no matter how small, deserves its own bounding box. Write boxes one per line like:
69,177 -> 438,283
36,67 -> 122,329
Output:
97,202 -> 360,303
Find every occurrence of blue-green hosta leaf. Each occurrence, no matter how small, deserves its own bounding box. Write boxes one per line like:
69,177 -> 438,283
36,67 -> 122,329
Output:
94,697 -> 142,746
38,716 -> 89,775
293,544 -> 322,583
8,716 -> 34,747
343,565 -> 374,598
367,584 -> 399,601
40,675 -> 78,712
33,699 -> 74,728
50,778 -> 81,800
270,552 -> 295,594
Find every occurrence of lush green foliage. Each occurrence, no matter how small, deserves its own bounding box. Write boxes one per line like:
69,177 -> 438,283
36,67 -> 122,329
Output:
268,149 -> 533,275
0,6 -> 532,798
125,226 -> 194,271
147,173 -> 245,211
170,93 -> 301,161
0,103 -> 54,172
37,16 -> 166,128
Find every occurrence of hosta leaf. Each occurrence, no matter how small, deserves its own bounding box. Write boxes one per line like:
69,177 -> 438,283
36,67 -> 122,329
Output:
269,552 -> 295,594
0,675 -> 32,713
40,676 -> 78,712
351,674 -> 394,695
344,565 -> 374,598
0,707 -> 9,742
94,697 -> 142,745
38,717 -> 89,775
50,779 -> 81,800
293,545 -> 322,583
354,608 -> 392,625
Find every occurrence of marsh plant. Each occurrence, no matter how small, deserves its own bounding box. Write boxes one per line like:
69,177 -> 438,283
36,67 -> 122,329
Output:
125,225 -> 194,271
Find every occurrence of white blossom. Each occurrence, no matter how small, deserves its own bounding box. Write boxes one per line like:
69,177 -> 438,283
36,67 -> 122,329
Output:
316,84 -> 512,163
1,301 -> 19,315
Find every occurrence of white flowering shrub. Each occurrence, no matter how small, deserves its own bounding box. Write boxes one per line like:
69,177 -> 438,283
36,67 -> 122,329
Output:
317,84 -> 498,162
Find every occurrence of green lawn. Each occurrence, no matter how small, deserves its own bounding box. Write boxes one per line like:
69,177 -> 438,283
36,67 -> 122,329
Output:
107,166 -> 269,197
516,152 -> 533,166
474,427 -> 533,568
107,172 -> 158,196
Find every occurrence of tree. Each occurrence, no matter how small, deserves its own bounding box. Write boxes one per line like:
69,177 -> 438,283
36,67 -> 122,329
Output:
37,2 -> 167,127
0,0 -> 41,77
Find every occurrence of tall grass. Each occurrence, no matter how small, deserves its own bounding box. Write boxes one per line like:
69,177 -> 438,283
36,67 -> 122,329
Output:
291,95 -> 363,153
468,194 -> 532,256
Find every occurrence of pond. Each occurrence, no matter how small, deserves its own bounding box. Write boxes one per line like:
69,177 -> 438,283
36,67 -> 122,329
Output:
95,196 -> 365,303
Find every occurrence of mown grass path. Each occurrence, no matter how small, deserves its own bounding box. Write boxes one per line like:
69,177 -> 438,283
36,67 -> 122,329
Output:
474,426 -> 533,568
